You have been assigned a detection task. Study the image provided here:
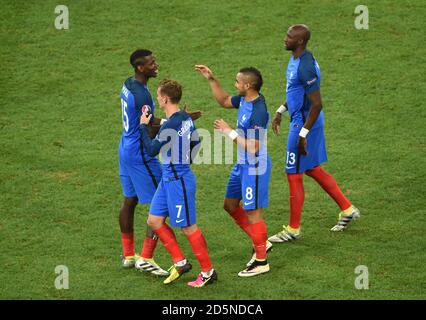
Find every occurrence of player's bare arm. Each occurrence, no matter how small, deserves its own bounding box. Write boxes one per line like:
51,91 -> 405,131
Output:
195,64 -> 233,108
298,90 -> 322,155
214,119 -> 260,154
272,101 -> 288,135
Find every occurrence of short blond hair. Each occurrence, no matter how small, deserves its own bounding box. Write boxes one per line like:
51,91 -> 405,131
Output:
158,79 -> 182,103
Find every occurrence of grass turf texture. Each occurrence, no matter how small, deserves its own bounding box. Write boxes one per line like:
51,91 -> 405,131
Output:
0,0 -> 425,299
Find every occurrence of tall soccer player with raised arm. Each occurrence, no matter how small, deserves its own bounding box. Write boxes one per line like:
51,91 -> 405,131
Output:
195,65 -> 272,277
269,25 -> 360,243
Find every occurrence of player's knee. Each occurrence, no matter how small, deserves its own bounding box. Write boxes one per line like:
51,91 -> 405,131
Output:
122,197 -> 138,211
119,206 -> 130,218
146,217 -> 158,229
181,224 -> 198,236
223,202 -> 229,212
246,210 -> 262,223
305,166 -> 320,177
145,218 -> 152,230
223,202 -> 233,214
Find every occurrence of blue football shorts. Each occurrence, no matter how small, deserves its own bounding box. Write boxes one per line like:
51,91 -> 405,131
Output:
225,156 -> 272,211
149,171 -> 197,228
285,125 -> 328,174
119,156 -> 162,204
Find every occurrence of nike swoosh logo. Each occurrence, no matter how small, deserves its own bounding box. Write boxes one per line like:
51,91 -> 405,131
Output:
286,166 -> 295,169
176,219 -> 185,223
244,201 -> 254,206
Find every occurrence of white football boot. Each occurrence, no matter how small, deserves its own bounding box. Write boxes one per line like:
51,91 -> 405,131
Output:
330,206 -> 360,231
135,257 -> 169,276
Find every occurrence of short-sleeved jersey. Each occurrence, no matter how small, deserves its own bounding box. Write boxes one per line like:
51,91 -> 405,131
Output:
286,50 -> 324,130
231,94 -> 269,165
119,76 -> 155,162
140,110 -> 200,179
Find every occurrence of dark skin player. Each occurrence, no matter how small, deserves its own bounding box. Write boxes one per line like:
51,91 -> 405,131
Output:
133,54 -> 202,137
120,54 -> 202,238
272,24 -> 323,155
120,53 -> 159,238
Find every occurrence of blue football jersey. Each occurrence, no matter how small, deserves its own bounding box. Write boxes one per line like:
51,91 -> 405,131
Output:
119,77 -> 155,162
285,50 -> 324,130
231,94 -> 269,165
139,110 -> 200,179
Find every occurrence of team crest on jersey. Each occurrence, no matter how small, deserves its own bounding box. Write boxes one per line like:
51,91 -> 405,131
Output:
241,114 -> 247,123
141,105 -> 152,117
238,114 -> 248,127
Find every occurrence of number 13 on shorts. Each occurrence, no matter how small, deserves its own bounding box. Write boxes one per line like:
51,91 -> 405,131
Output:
286,151 -> 296,166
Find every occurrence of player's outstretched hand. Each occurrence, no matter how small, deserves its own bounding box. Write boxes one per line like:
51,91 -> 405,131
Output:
195,64 -> 214,80
214,119 -> 231,134
183,104 -> 202,121
140,109 -> 152,125
272,113 -> 282,135
297,137 -> 308,156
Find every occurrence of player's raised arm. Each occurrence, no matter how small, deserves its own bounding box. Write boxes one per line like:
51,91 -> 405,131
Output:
195,64 -> 233,108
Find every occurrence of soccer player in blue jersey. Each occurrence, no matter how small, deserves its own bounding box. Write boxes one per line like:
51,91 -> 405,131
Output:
195,65 -> 272,277
268,24 -> 360,243
139,79 -> 217,287
118,49 -> 168,275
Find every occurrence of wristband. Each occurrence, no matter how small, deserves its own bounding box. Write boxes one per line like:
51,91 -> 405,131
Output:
227,130 -> 239,140
160,118 -> 167,125
276,104 -> 287,114
299,127 -> 309,138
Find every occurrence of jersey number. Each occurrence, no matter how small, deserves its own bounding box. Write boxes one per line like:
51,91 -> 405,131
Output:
121,99 -> 129,132
176,205 -> 183,219
286,151 -> 296,165
245,187 -> 253,201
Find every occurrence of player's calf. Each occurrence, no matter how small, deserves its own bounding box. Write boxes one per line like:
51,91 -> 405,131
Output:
247,240 -> 273,267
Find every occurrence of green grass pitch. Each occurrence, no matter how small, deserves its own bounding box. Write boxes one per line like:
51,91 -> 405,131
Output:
0,0 -> 425,299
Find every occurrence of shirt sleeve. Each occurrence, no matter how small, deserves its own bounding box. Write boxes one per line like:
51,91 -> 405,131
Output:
139,123 -> 170,157
298,57 -> 320,94
134,90 -> 155,125
248,101 -> 269,141
231,95 -> 242,108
